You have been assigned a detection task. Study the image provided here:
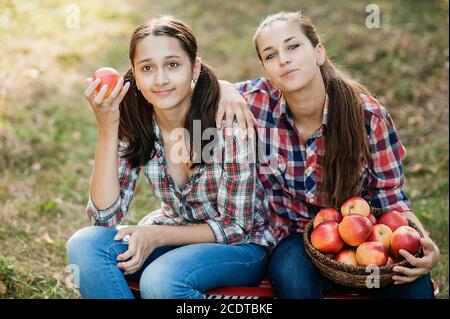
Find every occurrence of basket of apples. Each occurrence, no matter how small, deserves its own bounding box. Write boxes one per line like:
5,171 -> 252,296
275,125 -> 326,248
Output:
304,196 -> 423,289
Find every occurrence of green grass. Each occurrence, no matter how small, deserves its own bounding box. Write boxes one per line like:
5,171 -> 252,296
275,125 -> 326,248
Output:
0,0 -> 448,298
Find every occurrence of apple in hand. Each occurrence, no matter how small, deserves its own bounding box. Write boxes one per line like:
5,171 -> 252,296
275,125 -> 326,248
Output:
334,249 -> 358,266
311,221 -> 344,254
340,196 -> 371,217
93,67 -> 120,98
313,208 -> 342,228
356,242 -> 388,266
367,224 -> 393,252
390,225 -> 421,257
338,215 -> 372,247
378,210 -> 408,232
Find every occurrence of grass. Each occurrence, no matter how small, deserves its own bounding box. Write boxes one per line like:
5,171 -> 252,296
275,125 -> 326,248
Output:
0,0 -> 448,298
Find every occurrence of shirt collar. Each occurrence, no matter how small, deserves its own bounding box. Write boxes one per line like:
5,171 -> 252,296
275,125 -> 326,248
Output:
274,93 -> 330,128
151,111 -> 164,146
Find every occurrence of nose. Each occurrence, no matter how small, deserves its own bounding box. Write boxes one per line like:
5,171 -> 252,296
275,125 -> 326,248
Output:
154,69 -> 169,86
278,51 -> 291,66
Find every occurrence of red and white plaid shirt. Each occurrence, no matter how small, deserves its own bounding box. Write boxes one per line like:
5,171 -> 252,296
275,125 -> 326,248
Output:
236,78 -> 412,241
86,116 -> 278,250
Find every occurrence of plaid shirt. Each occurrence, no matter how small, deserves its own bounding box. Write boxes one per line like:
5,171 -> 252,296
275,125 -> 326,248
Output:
86,116 -> 277,250
235,78 -> 412,241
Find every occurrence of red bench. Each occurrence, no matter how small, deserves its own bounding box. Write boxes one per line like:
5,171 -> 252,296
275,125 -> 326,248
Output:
127,276 -> 439,299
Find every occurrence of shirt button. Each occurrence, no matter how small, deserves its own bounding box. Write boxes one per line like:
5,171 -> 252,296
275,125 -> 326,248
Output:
308,198 -> 315,204
278,162 -> 286,171
306,166 -> 314,174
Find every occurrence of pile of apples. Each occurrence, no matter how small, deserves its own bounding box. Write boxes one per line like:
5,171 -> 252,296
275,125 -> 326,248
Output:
310,196 -> 422,267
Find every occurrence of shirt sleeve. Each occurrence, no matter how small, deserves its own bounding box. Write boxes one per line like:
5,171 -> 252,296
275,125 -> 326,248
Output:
86,144 -> 141,227
205,123 -> 257,244
365,109 -> 412,213
233,80 -> 252,94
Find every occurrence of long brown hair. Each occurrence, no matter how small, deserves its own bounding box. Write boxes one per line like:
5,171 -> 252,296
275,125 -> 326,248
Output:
119,15 -> 220,168
253,12 -> 371,208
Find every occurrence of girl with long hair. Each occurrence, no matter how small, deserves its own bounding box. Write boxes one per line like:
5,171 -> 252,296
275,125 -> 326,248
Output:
217,11 -> 440,299
66,15 -> 276,299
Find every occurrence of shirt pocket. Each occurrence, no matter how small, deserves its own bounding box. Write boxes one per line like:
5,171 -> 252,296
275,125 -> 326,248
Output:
259,154 -> 291,194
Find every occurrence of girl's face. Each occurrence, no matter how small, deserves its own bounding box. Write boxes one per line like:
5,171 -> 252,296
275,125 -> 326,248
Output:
256,21 -> 324,93
133,35 -> 200,111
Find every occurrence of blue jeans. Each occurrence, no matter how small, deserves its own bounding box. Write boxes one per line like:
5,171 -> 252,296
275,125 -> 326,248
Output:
66,226 -> 268,299
268,233 -> 435,299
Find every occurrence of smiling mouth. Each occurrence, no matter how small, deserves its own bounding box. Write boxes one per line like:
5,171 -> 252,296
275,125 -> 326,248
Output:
153,89 -> 175,97
281,69 -> 299,77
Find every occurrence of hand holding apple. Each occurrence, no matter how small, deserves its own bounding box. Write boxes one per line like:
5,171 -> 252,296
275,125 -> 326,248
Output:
93,67 -> 121,99
392,237 -> 440,285
84,67 -> 130,131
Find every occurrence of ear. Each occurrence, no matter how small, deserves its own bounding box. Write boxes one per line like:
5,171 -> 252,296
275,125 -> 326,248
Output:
315,43 -> 326,66
193,57 -> 202,81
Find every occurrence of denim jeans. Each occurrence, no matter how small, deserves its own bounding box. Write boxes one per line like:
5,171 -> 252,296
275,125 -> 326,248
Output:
268,233 -> 436,299
66,226 -> 268,299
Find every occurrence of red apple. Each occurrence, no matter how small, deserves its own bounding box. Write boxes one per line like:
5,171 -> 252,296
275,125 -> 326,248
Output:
311,221 -> 344,254
367,224 -> 393,252
313,208 -> 342,228
367,213 -> 377,225
338,215 -> 372,247
378,210 -> 408,232
334,248 -> 358,266
390,226 -> 421,257
93,67 -> 120,98
356,242 -> 388,266
340,196 -> 371,217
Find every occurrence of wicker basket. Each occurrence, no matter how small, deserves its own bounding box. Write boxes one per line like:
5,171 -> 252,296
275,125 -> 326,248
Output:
303,208 -> 424,289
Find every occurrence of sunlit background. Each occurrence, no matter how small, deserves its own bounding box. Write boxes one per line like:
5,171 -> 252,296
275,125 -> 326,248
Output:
0,0 -> 448,298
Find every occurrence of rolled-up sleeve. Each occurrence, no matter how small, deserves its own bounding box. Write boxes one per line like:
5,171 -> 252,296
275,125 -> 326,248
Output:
205,124 -> 257,244
365,110 -> 412,212
86,145 -> 141,227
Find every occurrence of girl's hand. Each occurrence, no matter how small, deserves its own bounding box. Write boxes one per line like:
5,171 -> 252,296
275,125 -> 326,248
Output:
114,225 -> 159,275
216,80 -> 254,131
392,237 -> 440,285
84,77 -> 130,132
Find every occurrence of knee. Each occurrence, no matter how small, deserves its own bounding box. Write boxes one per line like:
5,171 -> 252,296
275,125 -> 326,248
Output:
66,226 -> 113,262
139,262 -> 187,299
269,234 -> 307,274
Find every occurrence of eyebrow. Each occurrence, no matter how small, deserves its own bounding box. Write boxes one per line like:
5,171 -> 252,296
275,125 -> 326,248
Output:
137,55 -> 181,64
262,37 -> 297,53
